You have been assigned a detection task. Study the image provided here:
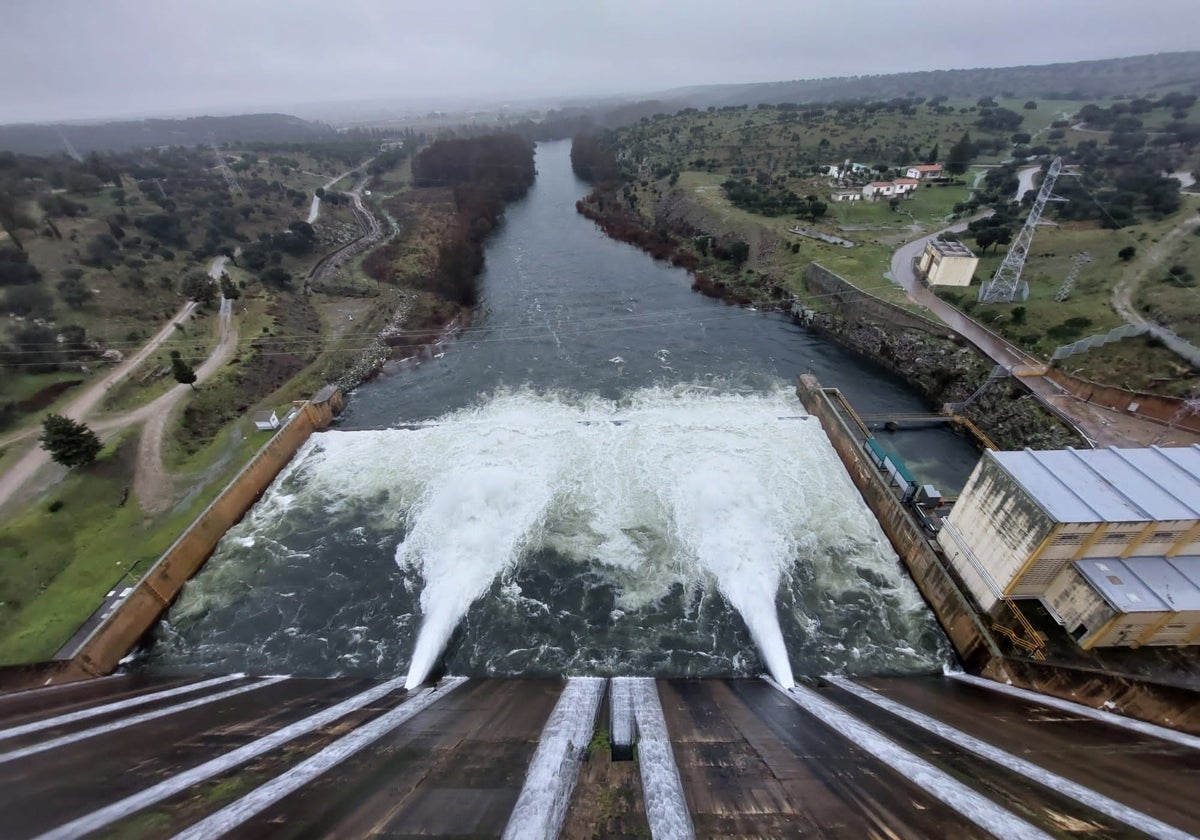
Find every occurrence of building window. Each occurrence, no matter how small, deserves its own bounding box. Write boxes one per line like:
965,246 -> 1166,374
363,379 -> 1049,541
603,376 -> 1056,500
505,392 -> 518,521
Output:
1051,533 -> 1086,545
1148,530 -> 1184,543
1099,532 -> 1129,544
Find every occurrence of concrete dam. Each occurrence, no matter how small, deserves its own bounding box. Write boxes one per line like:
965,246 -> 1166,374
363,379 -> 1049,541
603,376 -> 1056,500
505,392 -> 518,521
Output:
2,670 -> 1197,838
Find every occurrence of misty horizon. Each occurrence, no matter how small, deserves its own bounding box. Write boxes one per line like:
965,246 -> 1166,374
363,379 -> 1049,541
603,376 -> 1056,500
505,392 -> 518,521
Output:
3,0 -> 1200,125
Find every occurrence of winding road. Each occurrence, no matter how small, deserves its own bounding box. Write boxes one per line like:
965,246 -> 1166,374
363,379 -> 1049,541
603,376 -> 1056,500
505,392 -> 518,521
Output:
1110,215 -> 1200,368
306,159 -> 375,224
0,262 -> 236,514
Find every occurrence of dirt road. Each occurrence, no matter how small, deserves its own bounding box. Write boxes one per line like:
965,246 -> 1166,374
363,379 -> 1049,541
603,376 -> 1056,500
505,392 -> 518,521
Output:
0,299 -> 201,512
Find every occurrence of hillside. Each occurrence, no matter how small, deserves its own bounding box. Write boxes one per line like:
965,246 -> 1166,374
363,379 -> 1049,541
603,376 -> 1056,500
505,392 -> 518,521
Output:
0,113 -> 336,156
662,51 -> 1200,109
573,90 -> 1200,396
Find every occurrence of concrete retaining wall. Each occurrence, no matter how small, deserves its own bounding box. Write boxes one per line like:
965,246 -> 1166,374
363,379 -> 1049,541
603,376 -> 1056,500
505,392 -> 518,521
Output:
805,263 -> 949,336
61,387 -> 345,681
983,658 -> 1200,736
1044,367 -> 1200,433
795,374 -> 998,669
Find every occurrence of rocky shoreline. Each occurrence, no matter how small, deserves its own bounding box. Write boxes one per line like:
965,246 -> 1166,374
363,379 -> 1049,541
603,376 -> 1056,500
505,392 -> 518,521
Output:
576,184 -> 1081,450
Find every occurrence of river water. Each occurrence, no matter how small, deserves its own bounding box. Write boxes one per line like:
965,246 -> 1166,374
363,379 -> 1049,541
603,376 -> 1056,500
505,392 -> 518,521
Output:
140,141 -> 979,683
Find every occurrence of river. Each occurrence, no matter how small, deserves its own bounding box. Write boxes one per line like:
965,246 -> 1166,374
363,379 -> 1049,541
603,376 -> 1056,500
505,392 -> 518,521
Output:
139,141 -> 979,684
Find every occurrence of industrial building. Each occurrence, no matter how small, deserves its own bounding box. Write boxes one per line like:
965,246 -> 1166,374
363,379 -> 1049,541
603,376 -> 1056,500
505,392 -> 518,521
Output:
937,446 -> 1200,648
918,237 -> 979,287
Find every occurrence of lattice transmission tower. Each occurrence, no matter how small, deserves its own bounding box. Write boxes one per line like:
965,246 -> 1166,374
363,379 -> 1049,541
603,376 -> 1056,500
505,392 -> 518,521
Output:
1054,252 -> 1092,302
978,156 -> 1067,304
209,135 -> 243,196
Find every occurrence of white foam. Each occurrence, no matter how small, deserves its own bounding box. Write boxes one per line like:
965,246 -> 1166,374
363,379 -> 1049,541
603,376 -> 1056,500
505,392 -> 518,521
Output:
502,678 -> 604,840
628,678 -> 694,839
203,386 -> 943,681
828,676 -> 1196,840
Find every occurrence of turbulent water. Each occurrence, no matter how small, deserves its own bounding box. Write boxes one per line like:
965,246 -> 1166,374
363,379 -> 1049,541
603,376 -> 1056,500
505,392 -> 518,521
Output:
140,140 -> 975,681
145,387 -> 949,681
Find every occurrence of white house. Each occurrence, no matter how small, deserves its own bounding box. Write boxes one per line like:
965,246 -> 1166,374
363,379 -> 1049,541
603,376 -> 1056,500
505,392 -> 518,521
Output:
825,160 -> 870,178
861,181 -> 897,200
862,179 -> 919,201
905,164 -> 943,180
830,188 -> 862,202
253,409 -> 281,431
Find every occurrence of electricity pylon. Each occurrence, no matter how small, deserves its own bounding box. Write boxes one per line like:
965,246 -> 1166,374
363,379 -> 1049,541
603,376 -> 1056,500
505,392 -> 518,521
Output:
978,156 -> 1066,303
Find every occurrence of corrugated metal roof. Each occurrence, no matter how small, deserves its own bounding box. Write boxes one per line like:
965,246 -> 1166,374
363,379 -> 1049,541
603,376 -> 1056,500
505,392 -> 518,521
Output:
1076,558 -> 1169,613
989,446 -> 1200,524
1168,556 -> 1200,590
1125,557 -> 1200,612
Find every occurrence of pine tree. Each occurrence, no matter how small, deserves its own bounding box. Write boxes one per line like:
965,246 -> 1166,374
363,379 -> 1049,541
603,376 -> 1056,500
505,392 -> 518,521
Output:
925,143 -> 939,164
170,350 -> 197,390
39,414 -> 103,468
946,133 -> 973,177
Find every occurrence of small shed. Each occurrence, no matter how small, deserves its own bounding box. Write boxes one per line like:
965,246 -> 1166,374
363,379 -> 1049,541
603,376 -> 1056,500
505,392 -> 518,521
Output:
918,238 -> 979,287
253,409 -> 280,431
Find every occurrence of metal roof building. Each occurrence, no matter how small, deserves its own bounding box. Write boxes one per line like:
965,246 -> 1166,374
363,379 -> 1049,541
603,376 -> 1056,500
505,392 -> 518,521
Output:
937,446 -> 1200,648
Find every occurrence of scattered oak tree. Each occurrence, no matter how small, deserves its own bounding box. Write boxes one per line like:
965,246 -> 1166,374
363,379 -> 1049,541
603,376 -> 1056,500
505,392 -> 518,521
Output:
39,414 -> 103,468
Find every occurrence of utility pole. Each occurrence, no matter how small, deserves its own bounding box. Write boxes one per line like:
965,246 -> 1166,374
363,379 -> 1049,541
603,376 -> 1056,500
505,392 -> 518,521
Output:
978,157 -> 1067,304
56,127 -> 83,162
209,135 -> 243,196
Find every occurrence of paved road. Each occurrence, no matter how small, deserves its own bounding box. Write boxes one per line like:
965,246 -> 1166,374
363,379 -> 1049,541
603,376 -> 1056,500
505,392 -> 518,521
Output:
1014,164 -> 1041,204
3,674 -> 1195,839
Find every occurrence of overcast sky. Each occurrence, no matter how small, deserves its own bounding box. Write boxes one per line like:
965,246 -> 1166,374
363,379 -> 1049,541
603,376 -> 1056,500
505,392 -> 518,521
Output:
2,0 -> 1198,124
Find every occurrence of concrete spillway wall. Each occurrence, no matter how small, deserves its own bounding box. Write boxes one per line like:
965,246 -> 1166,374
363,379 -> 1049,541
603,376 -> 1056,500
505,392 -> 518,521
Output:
798,374 -> 1200,734
61,386 -> 345,682
795,375 -> 998,670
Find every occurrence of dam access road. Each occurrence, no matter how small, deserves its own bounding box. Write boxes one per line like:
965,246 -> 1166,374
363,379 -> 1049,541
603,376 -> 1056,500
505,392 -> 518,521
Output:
1,673 -> 1197,839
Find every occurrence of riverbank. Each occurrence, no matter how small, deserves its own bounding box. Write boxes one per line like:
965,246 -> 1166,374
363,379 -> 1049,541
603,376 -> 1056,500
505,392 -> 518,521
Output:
576,183 -> 1081,450
0,139 -> 536,667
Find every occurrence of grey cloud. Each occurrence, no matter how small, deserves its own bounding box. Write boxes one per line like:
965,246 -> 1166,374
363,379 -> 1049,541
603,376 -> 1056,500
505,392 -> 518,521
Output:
2,0 -> 1198,123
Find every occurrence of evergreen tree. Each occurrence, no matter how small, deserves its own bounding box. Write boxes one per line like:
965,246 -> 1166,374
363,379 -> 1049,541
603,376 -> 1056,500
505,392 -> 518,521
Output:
925,143 -> 939,164
170,350 -> 197,390
39,414 -> 103,468
218,272 -> 240,300
946,132 -> 974,177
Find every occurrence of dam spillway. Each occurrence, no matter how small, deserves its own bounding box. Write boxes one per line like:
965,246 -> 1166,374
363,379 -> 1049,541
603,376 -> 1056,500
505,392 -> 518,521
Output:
140,387 -> 950,684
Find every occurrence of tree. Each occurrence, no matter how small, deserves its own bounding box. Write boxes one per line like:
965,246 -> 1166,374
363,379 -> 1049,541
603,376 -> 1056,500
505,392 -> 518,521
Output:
924,143 -> 939,164
946,132 -> 974,177
218,273 -> 240,300
180,271 -> 216,305
1024,100 -> 1038,110
39,414 -> 103,468
57,276 -> 93,308
1118,245 -> 1137,261
170,350 -> 197,390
